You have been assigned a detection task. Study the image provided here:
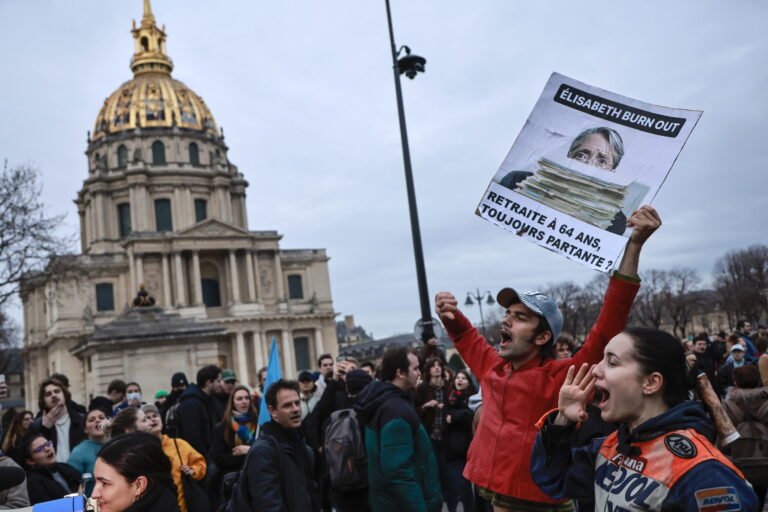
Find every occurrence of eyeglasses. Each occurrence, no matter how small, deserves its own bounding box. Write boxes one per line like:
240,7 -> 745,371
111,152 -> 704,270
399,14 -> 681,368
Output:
33,441 -> 53,454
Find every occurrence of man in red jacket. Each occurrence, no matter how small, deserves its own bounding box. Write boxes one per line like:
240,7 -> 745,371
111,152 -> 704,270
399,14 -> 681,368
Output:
435,205 -> 660,512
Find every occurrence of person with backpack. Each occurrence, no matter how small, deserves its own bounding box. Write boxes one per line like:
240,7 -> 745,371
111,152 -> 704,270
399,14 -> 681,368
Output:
161,372 -> 189,434
354,346 -> 441,512
232,379 -> 320,512
723,364 -> 768,510
323,369 -> 372,512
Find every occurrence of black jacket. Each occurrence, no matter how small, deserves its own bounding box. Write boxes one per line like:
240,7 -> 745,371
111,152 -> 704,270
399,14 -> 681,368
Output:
443,389 -> 474,461
30,406 -> 86,457
176,384 -> 217,456
123,482 -> 181,512
208,422 -> 247,475
233,420 -> 319,512
25,462 -> 81,505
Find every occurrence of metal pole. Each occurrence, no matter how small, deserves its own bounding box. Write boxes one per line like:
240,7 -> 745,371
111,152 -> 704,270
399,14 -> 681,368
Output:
477,289 -> 487,339
385,0 -> 433,340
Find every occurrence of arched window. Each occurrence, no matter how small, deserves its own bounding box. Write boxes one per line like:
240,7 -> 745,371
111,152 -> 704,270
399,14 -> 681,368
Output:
117,145 -> 128,167
201,279 -> 222,307
189,142 -> 200,165
152,140 -> 166,164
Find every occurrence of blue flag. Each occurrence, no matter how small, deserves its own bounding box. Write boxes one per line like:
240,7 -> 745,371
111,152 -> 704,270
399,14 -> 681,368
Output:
258,337 -> 282,425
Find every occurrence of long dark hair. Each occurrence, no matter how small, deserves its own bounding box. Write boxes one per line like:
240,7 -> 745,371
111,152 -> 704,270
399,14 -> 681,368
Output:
97,432 -> 173,493
220,385 -> 258,443
623,327 -> 689,407
2,410 -> 32,452
453,370 -> 478,396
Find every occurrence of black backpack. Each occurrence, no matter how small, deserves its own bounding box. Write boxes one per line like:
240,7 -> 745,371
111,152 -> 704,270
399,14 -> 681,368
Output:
220,435 -> 282,512
323,408 -> 367,490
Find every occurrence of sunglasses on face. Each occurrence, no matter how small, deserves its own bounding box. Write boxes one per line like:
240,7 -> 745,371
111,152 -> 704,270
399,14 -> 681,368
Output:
33,441 -> 53,454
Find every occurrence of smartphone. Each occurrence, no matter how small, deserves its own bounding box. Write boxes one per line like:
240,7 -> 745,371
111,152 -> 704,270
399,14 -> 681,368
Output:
0,374 -> 5,384
336,356 -> 347,363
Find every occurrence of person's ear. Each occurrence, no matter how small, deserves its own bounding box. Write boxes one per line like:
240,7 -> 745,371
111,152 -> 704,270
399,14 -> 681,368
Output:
133,475 -> 149,499
534,331 -> 552,347
268,405 -> 277,421
642,372 -> 663,396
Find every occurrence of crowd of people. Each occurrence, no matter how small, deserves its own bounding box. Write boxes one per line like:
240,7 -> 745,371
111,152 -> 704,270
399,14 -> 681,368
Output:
0,204 -> 765,512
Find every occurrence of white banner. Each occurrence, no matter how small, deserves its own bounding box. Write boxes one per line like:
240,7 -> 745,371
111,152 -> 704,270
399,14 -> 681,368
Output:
477,72 -> 702,272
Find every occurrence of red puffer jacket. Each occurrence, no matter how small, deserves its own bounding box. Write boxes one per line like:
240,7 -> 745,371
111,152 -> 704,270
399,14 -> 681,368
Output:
442,276 -> 639,503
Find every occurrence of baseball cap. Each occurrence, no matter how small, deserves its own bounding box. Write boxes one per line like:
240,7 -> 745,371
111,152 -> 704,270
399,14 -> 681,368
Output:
154,390 -> 169,399
141,403 -> 159,416
496,288 -> 563,342
731,344 -> 745,352
171,372 -> 188,388
298,370 -> 315,382
221,369 -> 238,382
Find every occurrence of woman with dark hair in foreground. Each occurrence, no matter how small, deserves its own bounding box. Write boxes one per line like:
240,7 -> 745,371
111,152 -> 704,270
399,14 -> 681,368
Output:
91,432 -> 179,512
531,327 -> 759,511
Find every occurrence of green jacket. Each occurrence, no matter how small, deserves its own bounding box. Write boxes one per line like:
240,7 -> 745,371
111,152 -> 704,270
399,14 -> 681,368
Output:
355,380 -> 441,512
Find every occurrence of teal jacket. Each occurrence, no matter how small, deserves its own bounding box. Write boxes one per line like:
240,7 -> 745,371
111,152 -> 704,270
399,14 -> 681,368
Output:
355,380 -> 441,512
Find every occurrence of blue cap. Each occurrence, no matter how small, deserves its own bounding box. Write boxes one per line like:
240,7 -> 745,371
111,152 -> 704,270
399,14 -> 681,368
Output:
496,288 -> 563,343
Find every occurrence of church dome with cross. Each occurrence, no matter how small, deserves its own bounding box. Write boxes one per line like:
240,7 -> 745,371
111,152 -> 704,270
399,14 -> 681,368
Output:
92,0 -> 219,141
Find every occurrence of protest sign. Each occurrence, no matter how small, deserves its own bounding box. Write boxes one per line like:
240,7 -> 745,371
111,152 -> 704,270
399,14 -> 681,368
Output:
476,72 -> 701,272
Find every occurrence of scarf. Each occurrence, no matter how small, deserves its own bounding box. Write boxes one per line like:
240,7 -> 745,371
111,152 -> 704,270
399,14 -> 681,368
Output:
230,412 -> 257,446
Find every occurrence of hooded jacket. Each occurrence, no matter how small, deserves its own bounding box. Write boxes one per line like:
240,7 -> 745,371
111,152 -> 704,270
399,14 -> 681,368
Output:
176,384 -> 217,456
354,380 -> 441,512
531,401 -> 759,511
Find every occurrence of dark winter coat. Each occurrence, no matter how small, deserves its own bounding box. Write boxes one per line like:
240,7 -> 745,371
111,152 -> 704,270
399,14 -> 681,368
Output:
30,406 -> 86,458
208,422 -> 247,475
232,420 -> 319,512
176,384 -> 218,456
443,389 -> 474,462
354,380 -> 441,512
24,462 -> 81,505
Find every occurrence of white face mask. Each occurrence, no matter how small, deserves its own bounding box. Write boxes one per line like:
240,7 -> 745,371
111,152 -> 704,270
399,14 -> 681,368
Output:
127,392 -> 142,401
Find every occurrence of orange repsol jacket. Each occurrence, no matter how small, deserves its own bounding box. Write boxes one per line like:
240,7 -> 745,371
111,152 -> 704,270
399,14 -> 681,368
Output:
532,402 -> 758,511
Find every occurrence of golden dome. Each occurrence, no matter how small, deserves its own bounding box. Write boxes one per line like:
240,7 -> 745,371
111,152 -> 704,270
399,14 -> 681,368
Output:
92,0 -> 219,141
93,75 -> 219,141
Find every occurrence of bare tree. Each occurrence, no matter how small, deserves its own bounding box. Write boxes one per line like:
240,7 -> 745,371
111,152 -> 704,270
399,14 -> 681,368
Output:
543,281 -> 585,340
631,269 -> 670,329
714,245 -> 768,327
0,161 -> 73,307
662,267 -> 702,339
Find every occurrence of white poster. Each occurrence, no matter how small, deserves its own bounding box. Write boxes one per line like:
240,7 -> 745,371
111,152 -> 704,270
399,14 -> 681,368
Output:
477,72 -> 702,272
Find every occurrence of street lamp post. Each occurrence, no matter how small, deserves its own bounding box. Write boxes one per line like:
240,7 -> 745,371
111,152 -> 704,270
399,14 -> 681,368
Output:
384,0 -> 433,340
465,289 -> 495,338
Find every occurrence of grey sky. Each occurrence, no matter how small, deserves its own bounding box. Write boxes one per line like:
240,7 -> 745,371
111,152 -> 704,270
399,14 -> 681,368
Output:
1,1 -> 766,338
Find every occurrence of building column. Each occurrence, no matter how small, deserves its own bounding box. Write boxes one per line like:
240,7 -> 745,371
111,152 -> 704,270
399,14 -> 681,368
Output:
228,250 -> 241,304
135,253 -> 144,289
234,331 -> 248,385
314,327 -> 324,362
281,329 -> 295,377
94,193 -> 106,241
274,252 -> 285,301
253,331 -> 265,375
128,247 -> 136,296
192,251 -> 203,306
161,253 -> 172,307
244,250 -> 256,302
174,252 -> 186,306
253,252 -> 263,300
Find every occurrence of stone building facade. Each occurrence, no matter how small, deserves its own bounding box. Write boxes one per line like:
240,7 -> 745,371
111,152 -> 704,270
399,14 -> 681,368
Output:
21,1 -> 337,407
